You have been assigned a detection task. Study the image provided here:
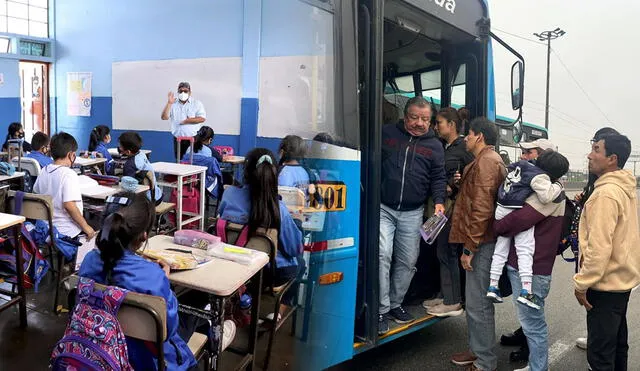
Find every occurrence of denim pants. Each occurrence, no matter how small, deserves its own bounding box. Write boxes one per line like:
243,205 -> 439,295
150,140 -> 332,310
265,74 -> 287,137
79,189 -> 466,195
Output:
436,223 -> 462,305
507,266 -> 552,371
379,204 -> 424,314
466,242 -> 497,371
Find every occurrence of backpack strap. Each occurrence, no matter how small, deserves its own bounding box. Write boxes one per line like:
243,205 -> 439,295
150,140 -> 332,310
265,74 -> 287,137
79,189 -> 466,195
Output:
102,286 -> 128,315
216,219 -> 228,244
235,225 -> 250,248
216,219 -> 250,247
14,191 -> 25,215
76,277 -> 97,303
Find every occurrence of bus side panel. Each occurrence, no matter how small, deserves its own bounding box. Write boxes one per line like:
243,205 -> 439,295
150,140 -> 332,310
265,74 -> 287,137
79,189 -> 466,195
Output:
291,153 -> 360,371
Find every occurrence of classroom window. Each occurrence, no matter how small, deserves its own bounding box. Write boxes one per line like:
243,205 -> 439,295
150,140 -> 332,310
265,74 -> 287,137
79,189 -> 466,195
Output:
0,0 -> 48,38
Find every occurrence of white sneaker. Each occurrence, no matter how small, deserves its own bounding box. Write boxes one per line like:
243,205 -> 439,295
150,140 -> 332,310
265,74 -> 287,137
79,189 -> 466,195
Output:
221,320 -> 236,351
427,303 -> 464,317
422,297 -> 443,309
258,312 -> 282,326
514,367 -> 529,371
576,337 -> 587,350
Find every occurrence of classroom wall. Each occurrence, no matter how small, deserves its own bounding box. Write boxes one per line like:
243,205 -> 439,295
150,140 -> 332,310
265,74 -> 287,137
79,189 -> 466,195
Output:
0,58 -> 21,137
53,0 -> 244,162
51,0 -> 337,161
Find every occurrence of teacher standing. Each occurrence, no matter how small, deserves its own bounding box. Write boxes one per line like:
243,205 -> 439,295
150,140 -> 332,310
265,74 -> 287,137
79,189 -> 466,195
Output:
161,82 -> 207,160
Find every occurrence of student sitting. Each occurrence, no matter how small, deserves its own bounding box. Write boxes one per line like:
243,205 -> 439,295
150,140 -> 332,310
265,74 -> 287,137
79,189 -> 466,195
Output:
88,125 -> 115,175
184,126 -> 223,163
2,122 -> 32,153
118,132 -> 163,205
26,131 -> 53,168
278,135 -> 310,190
33,132 -> 95,240
218,148 -> 304,320
79,194 -> 233,370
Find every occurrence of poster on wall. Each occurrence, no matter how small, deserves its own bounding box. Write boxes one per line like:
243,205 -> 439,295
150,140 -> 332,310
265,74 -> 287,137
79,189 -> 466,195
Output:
67,72 -> 92,116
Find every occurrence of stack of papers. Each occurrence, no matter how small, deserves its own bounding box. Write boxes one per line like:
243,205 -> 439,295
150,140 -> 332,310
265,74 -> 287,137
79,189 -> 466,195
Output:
139,248 -> 212,270
207,244 -> 267,265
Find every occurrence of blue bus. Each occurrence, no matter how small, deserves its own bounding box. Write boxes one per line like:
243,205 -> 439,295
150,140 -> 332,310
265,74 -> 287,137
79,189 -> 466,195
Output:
266,1 -> 525,370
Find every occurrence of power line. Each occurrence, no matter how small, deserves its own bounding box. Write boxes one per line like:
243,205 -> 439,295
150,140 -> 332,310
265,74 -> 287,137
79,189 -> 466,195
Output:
550,48 -> 613,123
492,28 -> 547,46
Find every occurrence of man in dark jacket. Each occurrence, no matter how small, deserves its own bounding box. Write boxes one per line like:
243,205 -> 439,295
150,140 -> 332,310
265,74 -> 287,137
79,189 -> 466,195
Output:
378,97 -> 447,334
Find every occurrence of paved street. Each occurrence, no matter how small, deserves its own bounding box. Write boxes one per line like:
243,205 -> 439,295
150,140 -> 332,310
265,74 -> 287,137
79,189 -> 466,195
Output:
334,190 -> 640,371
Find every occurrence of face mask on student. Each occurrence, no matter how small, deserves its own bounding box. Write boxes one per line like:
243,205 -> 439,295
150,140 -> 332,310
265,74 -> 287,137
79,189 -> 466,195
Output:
178,92 -> 189,102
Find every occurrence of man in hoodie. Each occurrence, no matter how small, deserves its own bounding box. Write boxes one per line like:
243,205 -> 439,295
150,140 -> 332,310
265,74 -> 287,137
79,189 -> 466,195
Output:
378,96 -> 447,334
574,133 -> 640,370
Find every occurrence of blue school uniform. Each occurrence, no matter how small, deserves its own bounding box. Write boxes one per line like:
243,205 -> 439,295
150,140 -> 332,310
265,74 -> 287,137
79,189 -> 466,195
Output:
278,165 -> 310,190
79,250 -> 196,371
25,151 -> 53,168
94,142 -> 115,175
123,151 -> 163,203
218,186 -> 302,269
186,144 -> 223,163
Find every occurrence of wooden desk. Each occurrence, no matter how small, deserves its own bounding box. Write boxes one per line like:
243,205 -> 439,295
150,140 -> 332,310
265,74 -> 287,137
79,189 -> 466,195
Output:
222,156 -> 245,184
0,171 -> 26,191
0,213 -> 27,328
74,157 -> 107,175
147,235 -> 268,370
81,184 -> 149,200
153,162 -> 207,231
108,148 -> 152,159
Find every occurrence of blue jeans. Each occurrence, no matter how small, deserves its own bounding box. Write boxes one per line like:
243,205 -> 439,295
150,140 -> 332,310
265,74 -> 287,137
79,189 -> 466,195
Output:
379,204 -> 424,314
507,266 -> 552,371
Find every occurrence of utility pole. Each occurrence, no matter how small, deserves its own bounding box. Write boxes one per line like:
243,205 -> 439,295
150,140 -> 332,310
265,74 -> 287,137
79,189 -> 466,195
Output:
534,28 -> 566,130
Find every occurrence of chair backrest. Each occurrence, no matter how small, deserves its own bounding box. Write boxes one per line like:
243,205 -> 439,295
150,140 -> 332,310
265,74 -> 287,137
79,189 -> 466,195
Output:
138,170 -> 156,202
209,218 -> 278,272
65,274 -> 168,347
7,190 -> 53,221
11,157 -> 41,176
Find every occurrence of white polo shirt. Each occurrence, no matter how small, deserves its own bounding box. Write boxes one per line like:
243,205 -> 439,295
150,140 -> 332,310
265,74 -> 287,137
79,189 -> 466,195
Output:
33,164 -> 84,238
169,97 -> 207,137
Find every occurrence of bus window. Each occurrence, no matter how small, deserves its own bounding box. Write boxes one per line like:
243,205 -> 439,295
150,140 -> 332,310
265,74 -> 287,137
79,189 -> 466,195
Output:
420,69 -> 441,110
383,75 -> 413,122
451,63 -> 466,108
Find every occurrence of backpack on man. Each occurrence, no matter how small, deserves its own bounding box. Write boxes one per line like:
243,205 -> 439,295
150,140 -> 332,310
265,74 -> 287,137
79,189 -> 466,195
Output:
50,277 -> 133,371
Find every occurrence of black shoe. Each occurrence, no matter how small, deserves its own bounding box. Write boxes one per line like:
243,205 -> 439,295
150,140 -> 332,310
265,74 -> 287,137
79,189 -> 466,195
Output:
389,306 -> 415,324
501,327 -> 527,346
378,314 -> 389,335
509,344 -> 530,363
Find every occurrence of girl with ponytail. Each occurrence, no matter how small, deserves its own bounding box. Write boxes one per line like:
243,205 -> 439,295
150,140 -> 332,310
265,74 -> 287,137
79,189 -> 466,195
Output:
184,126 -> 223,162
277,135 -> 311,190
88,125 -> 115,174
218,148 -> 304,320
79,193 -> 201,370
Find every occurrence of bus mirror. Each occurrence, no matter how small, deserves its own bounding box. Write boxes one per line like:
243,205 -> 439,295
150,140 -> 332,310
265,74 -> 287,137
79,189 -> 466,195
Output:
511,61 -> 524,110
512,119 -> 523,143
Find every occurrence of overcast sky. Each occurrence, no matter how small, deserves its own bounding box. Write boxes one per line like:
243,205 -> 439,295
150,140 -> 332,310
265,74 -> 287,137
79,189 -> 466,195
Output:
489,0 -> 640,171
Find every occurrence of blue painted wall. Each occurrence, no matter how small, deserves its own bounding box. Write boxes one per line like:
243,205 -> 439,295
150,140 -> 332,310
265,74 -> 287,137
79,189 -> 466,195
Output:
53,0 -> 244,162
0,58 -> 21,136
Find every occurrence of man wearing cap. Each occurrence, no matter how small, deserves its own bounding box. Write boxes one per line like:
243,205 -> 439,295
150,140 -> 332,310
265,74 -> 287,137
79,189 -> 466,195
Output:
161,82 -> 207,160
519,138 -> 557,161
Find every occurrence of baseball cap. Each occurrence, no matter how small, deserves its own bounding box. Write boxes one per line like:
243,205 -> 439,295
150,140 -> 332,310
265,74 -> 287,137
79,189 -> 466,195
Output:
519,138 -> 557,151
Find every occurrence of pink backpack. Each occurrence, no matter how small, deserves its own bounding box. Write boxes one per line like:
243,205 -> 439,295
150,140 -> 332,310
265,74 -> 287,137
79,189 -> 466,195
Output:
50,277 -> 133,371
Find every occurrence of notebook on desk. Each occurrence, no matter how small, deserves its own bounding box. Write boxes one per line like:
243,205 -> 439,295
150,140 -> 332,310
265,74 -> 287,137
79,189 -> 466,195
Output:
78,175 -> 117,198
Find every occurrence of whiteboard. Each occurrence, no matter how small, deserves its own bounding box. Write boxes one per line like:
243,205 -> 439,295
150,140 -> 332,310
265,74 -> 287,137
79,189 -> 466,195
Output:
258,55 -> 335,139
112,58 -> 242,134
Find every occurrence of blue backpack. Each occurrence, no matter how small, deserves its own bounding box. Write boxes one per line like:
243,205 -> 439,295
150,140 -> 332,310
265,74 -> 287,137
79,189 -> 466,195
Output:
0,161 -> 15,176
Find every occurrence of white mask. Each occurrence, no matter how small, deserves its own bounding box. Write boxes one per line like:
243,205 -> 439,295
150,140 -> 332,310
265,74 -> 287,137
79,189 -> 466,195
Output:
178,92 -> 189,102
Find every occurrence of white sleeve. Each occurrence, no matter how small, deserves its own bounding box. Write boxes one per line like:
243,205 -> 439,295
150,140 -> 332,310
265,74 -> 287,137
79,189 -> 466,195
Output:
196,100 -> 206,119
61,171 -> 82,203
531,173 -> 563,204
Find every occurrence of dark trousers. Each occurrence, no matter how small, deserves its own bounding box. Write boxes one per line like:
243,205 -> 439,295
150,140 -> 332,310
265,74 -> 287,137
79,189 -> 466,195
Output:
587,289 -> 631,371
436,223 -> 463,305
174,138 -> 192,162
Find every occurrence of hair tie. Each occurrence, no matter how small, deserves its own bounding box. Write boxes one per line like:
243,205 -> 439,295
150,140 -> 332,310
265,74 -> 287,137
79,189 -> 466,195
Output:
256,154 -> 273,167
101,214 -> 115,242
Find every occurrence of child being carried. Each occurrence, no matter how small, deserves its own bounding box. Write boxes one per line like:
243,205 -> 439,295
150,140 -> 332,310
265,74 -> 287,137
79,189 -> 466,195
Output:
487,150 -> 569,309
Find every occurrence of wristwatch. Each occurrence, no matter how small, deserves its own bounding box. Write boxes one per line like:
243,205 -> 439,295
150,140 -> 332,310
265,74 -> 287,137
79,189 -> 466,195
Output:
463,248 -> 473,256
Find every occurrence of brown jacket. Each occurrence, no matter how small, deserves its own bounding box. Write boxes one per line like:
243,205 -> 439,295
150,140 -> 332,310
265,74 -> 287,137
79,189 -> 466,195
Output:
449,146 -> 506,251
